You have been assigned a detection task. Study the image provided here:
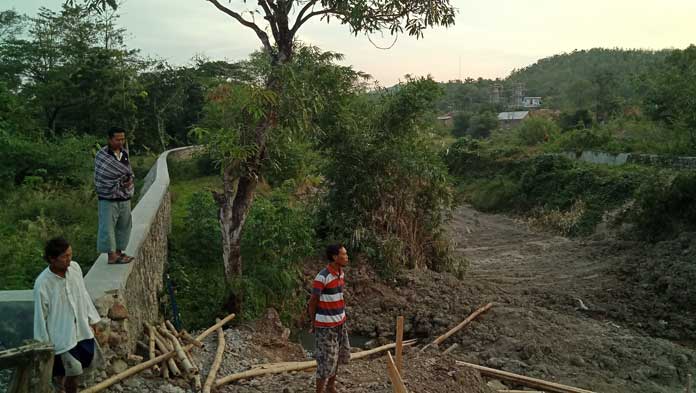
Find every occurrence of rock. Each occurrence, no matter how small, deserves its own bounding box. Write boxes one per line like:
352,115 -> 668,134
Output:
109,359 -> 128,375
569,355 -> 585,367
108,333 -> 122,347
108,303 -> 129,320
486,379 -> 507,390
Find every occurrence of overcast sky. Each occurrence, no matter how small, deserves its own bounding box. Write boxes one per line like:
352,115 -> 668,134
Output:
7,1 -> 696,86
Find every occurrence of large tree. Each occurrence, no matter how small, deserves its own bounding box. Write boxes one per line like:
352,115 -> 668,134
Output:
77,0 -> 456,286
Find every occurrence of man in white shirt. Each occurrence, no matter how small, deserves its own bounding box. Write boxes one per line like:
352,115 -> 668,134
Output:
34,237 -> 101,393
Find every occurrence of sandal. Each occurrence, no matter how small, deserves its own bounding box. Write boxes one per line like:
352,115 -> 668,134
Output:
108,254 -> 134,264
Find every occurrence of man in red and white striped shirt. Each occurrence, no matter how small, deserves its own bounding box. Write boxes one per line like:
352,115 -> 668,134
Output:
307,244 -> 351,393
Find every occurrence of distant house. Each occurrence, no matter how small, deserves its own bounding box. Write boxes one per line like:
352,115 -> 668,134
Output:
521,97 -> 542,108
498,111 -> 529,128
437,113 -> 454,128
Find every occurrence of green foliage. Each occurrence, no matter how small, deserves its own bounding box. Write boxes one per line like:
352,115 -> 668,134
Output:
559,109 -> 594,131
643,44 -> 696,149
236,190 -> 315,321
167,157 -> 316,327
507,48 -> 668,112
467,111 -> 498,139
0,133 -> 99,196
554,128 -> 612,153
321,77 -> 459,276
453,151 -> 649,236
451,112 -> 471,137
464,177 -> 520,212
516,117 -> 559,146
631,173 -> 696,241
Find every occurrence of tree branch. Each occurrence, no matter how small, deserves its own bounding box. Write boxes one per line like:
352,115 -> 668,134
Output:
292,0 -> 318,31
257,0 -> 280,44
206,0 -> 274,53
291,6 -> 334,35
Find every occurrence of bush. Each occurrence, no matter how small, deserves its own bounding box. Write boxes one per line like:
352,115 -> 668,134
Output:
451,112 -> 471,137
0,184 -> 99,290
632,172 -> 696,241
168,181 -> 316,328
555,128 -> 612,152
516,117 -> 560,146
319,77 -> 459,276
467,111 -> 498,139
464,177 -> 520,212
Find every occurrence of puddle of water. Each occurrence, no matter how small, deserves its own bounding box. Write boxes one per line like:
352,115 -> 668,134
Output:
292,329 -> 372,354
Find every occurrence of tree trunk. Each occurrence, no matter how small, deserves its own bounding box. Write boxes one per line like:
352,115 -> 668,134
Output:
217,36 -> 289,303
156,114 -> 167,151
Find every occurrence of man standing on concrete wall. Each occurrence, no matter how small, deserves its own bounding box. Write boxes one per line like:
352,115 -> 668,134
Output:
34,237 -> 101,393
306,244 -> 351,393
95,126 -> 135,264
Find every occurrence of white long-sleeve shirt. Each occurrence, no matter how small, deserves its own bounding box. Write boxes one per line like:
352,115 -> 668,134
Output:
33,261 -> 101,354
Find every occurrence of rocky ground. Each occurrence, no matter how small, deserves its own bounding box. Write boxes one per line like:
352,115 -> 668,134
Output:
97,204 -> 696,393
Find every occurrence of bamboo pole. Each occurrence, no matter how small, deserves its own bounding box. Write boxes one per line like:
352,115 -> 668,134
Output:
395,316 -> 404,373
203,319 -> 225,393
498,390 -> 545,393
429,303 -> 493,348
159,325 -> 197,376
688,373 -> 693,393
180,329 -> 204,348
443,343 -> 459,355
147,328 -> 160,376
165,320 -> 179,336
186,350 -> 202,392
456,361 -> 596,393
386,352 -> 409,393
147,324 -> 181,377
215,340 -> 417,387
79,313 -> 235,393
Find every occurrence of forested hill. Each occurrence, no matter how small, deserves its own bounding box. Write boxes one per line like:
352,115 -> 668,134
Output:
506,48 -> 671,109
435,48 -> 673,113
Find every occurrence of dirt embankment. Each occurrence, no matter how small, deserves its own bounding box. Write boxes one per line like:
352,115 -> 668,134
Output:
339,205 -> 696,393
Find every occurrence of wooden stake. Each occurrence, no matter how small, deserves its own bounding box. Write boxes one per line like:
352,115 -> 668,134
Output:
456,361 -> 596,393
428,303 -> 493,348
203,319 -> 225,393
395,316 -> 404,374
215,340 -> 417,387
386,352 -> 409,393
80,313 -> 236,393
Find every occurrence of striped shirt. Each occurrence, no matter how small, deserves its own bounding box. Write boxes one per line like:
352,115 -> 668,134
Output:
312,264 -> 346,328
